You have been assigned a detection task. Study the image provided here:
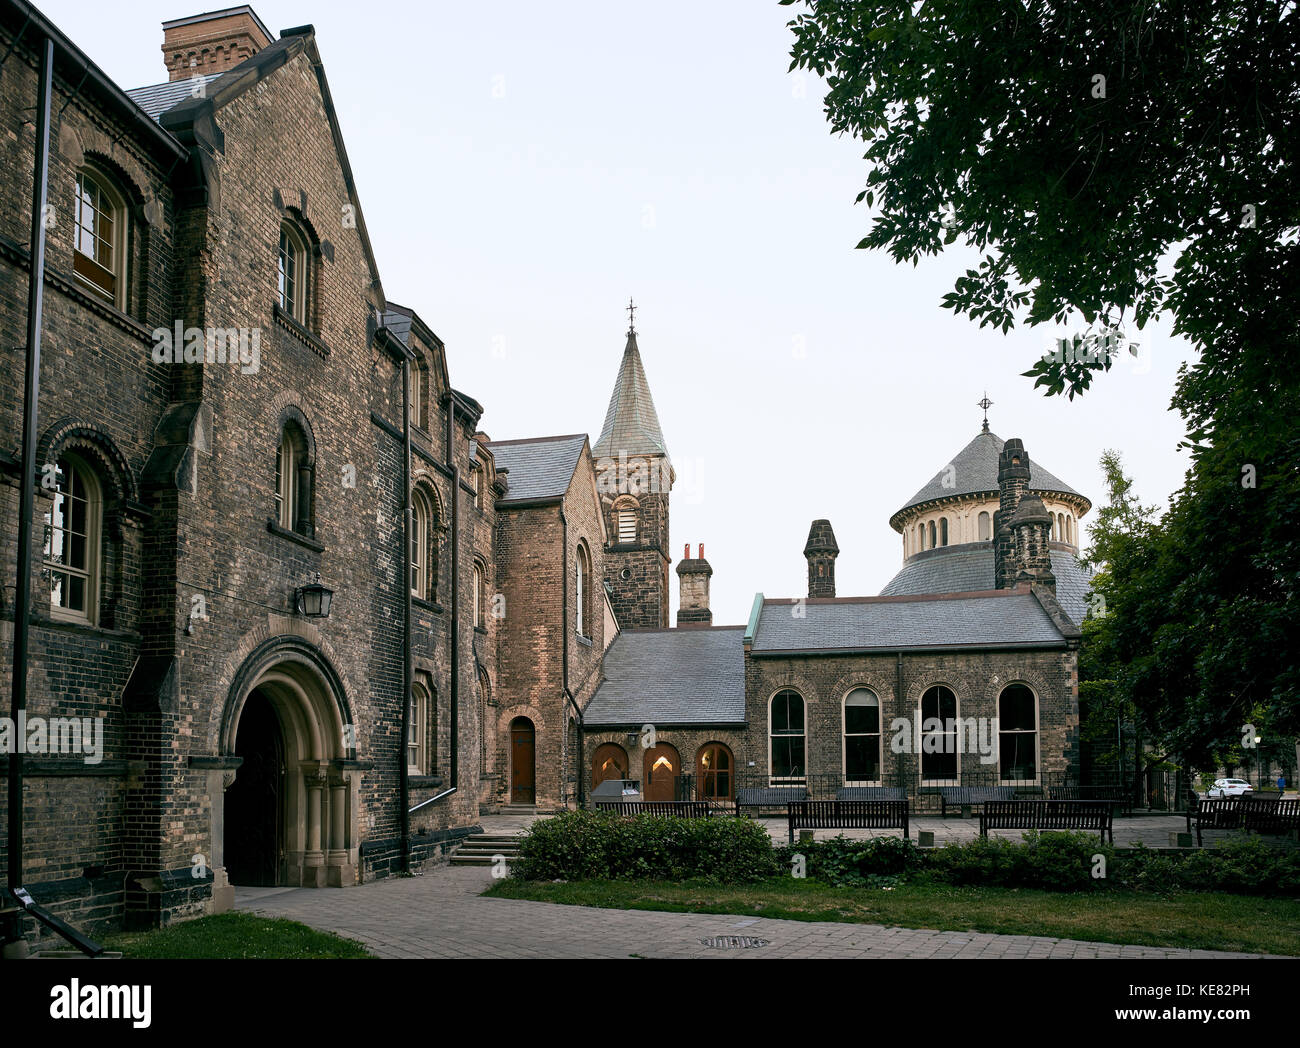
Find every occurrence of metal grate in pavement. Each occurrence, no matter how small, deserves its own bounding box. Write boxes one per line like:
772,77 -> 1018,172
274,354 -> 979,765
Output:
699,935 -> 769,949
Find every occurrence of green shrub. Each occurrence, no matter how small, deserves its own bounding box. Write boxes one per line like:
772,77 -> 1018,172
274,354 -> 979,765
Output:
775,834 -> 923,887
512,810 -> 780,883
927,831 -> 1112,891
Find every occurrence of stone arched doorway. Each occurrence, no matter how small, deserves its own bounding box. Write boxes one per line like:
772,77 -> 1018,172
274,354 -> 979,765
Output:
219,638 -> 358,889
592,743 -> 628,790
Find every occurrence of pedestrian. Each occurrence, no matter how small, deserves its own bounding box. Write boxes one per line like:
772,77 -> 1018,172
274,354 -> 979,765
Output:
1278,773 -> 1287,797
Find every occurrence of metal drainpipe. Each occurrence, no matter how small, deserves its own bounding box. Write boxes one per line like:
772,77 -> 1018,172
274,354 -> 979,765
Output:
399,354 -> 411,872
4,36 -> 103,958
896,652 -> 905,792
560,507 -> 578,808
446,399 -> 458,791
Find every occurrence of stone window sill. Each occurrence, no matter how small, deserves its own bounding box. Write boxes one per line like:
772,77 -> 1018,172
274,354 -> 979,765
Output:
266,518 -> 325,553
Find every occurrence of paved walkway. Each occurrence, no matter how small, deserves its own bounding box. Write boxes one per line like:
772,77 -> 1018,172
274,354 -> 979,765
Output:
234,863 -> 1278,960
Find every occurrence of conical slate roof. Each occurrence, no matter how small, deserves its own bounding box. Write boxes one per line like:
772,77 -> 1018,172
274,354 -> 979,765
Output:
592,331 -> 669,461
890,429 -> 1087,529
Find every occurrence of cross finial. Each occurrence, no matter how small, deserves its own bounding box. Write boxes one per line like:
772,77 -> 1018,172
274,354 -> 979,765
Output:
978,391 -> 993,432
626,297 -> 637,336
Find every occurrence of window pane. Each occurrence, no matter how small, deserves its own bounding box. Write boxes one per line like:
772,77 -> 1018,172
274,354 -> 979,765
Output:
845,735 -> 880,781
999,685 -> 1036,731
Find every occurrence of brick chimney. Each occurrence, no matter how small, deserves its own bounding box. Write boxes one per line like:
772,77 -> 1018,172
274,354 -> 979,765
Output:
162,7 -> 274,82
804,520 -> 839,598
675,544 -> 712,627
994,438 -> 1031,589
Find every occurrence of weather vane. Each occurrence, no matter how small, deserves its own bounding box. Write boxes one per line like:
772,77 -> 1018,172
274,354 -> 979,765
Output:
978,391 -> 993,432
627,297 -> 637,336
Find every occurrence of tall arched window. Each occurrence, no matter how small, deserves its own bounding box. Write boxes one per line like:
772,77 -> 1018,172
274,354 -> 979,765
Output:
843,688 -> 881,784
920,685 -> 958,782
411,487 -> 438,600
278,218 -> 310,323
928,520 -> 936,548
697,743 -> 734,802
575,542 -> 591,637
74,167 -> 127,308
978,510 -> 991,541
43,453 -> 101,624
998,684 -> 1038,783
409,356 -> 427,430
1066,515 -> 1074,545
939,517 -> 949,546
409,679 -> 433,774
917,524 -> 924,551
473,560 -> 486,628
275,422 -> 313,535
1057,512 -> 1065,542
770,689 -> 806,783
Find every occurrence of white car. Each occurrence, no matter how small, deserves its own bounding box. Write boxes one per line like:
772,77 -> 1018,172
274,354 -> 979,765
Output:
1208,778 -> 1255,798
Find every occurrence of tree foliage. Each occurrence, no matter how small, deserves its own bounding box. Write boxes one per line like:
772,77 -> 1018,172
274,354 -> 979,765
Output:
784,1 -> 1300,765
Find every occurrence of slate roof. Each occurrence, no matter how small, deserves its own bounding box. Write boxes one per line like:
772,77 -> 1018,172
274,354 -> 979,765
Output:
592,331 -> 669,460
880,544 -> 1094,625
584,627 -> 747,727
126,74 -> 226,122
380,306 -> 415,346
892,429 -> 1087,526
750,591 -> 1067,654
487,434 -> 587,504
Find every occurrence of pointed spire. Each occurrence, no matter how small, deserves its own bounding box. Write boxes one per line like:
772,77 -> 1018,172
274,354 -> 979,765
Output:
592,307 -> 669,461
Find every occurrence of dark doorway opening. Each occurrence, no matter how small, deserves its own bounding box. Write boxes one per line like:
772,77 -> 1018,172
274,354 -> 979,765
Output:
225,689 -> 284,886
510,717 -> 536,804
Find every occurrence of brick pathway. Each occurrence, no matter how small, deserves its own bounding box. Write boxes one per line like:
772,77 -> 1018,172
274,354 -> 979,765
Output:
233,864 -> 1279,960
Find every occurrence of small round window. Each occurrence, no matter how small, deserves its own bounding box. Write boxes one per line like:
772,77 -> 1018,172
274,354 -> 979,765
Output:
620,568 -> 632,581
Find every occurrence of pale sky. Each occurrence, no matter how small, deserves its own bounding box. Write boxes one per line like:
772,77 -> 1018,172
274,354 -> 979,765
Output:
47,0 -> 1198,625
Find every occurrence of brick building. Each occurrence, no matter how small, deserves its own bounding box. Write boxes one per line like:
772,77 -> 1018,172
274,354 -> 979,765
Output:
0,1 -> 1093,953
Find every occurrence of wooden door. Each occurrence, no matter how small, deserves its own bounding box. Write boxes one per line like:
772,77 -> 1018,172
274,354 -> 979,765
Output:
643,743 -> 680,802
697,743 -> 734,803
592,743 -> 628,790
510,717 -> 535,804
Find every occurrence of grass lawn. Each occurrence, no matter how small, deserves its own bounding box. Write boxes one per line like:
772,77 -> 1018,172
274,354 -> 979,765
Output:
101,912 -> 374,959
485,877 -> 1300,956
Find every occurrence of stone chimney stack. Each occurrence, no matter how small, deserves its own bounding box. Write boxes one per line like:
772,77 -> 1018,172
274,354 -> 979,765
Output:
1009,494 -> 1057,594
162,7 -> 274,82
804,520 -> 839,599
995,438 -> 1031,589
675,544 -> 712,627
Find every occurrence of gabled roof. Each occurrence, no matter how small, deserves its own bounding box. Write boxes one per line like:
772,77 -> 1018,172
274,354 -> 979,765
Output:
382,301 -> 451,396
592,331 -> 669,461
891,429 -> 1087,529
584,627 -> 747,727
750,590 -> 1068,655
488,434 -> 588,504
880,544 -> 1095,626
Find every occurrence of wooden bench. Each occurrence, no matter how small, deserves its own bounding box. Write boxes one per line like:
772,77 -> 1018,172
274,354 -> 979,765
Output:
786,800 -> 909,846
836,786 -> 907,801
595,801 -> 713,818
1189,796 -> 1300,845
937,786 -> 1016,816
979,800 -> 1113,842
735,786 -> 808,816
1051,784 -> 1132,816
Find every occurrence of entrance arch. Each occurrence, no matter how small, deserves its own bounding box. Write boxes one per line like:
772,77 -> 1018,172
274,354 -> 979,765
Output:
643,742 -> 680,802
696,742 -> 734,803
510,717 -> 536,804
220,637 -> 358,888
592,743 -> 628,790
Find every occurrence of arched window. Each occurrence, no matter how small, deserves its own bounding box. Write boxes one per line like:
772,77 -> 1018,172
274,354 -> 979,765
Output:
409,357 -> 427,430
917,524 -> 924,551
575,542 -> 591,638
473,560 -> 486,628
74,166 -> 127,308
978,510 -> 991,541
478,669 -> 490,772
696,743 -> 734,802
920,685 -> 958,782
843,688 -> 881,784
411,486 -> 438,601
1066,515 -> 1074,545
409,678 -> 434,774
770,689 -> 805,784
1057,512 -> 1065,542
998,684 -> 1038,783
43,453 -> 101,624
928,520 -> 936,548
939,517 -> 949,546
278,218 -> 310,324
275,422 -> 313,535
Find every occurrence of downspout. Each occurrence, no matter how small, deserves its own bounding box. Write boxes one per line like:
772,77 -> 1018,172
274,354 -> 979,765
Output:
559,507 -> 583,808
399,350 -> 412,872
3,36 -> 102,958
896,652 -> 905,792
446,397 -> 459,791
